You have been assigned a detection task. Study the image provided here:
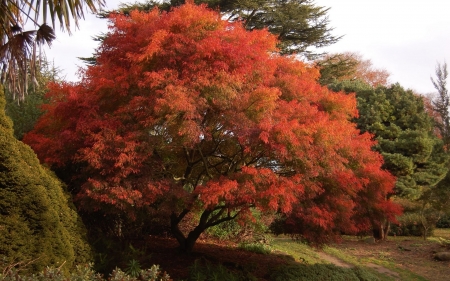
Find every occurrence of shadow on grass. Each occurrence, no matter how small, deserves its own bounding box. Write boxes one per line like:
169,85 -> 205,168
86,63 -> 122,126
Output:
91,236 -> 390,281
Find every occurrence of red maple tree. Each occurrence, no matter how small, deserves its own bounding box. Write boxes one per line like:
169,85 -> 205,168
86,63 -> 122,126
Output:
24,2 -> 400,251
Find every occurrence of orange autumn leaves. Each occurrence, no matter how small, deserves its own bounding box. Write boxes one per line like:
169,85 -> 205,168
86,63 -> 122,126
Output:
24,2 -> 400,240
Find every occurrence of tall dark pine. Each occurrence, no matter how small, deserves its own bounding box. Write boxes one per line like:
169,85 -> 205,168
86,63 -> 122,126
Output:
113,0 -> 339,56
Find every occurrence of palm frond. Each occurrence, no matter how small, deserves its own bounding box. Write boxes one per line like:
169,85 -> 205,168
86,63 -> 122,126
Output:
25,0 -> 105,33
0,29 -> 37,100
35,23 -> 55,45
0,0 -> 104,100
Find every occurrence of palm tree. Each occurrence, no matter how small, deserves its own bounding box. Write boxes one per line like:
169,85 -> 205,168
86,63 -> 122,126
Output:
0,0 -> 104,100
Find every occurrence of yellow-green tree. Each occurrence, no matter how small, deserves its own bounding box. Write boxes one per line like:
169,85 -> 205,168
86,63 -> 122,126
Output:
0,86 -> 92,274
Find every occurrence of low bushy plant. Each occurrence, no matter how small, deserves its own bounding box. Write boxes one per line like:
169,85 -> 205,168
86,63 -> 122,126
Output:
188,259 -> 256,281
437,237 -> 450,250
238,243 -> 271,255
0,263 -> 171,281
205,209 -> 274,244
436,214 -> 450,228
270,264 -> 380,281
390,212 -> 434,237
124,259 -> 141,278
89,237 -> 151,276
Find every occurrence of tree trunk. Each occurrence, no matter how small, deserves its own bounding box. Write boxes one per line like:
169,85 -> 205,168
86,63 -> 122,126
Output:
372,226 -> 383,240
183,226 -> 205,252
170,223 -> 204,252
382,221 -> 390,240
170,213 -> 187,250
372,221 -> 390,240
170,209 -> 211,253
423,227 -> 428,240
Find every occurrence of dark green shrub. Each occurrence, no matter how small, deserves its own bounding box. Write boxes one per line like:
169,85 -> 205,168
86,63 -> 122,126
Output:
205,218 -> 242,241
0,87 -> 92,274
436,214 -> 450,228
205,209 -> 273,243
270,264 -> 380,281
389,213 -> 434,237
125,259 -> 142,278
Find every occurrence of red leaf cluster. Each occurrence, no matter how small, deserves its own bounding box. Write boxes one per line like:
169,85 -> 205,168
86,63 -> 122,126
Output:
24,2 -> 400,240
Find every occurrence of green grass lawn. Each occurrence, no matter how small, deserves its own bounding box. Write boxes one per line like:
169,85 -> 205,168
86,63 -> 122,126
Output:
269,232 -> 446,281
433,228 -> 450,239
271,238 -> 324,264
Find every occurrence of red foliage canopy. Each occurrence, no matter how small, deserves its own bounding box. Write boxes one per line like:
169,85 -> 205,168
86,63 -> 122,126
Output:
24,3 -> 400,249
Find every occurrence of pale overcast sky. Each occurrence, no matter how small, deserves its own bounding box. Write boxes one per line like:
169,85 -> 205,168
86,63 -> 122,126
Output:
44,0 -> 450,95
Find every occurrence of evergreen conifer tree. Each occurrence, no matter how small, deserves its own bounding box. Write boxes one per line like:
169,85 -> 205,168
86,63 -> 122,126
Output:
0,86 -> 92,274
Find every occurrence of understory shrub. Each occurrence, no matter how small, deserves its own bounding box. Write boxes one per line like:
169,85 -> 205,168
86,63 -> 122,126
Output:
188,259 -> 256,281
270,264 -> 380,281
89,237 -> 153,276
389,212 -> 434,237
0,263 -> 171,281
204,209 -> 274,243
436,214 -> 450,228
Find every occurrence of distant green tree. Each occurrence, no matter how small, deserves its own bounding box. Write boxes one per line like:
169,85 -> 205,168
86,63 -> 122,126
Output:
317,52 -> 390,87
330,81 -> 449,239
5,60 -> 60,139
332,82 -> 448,200
431,62 -> 450,147
0,86 -> 92,274
425,62 -> 450,237
107,0 -> 339,56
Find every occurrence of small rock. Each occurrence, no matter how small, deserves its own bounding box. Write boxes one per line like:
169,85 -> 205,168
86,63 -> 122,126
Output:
434,252 -> 450,261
